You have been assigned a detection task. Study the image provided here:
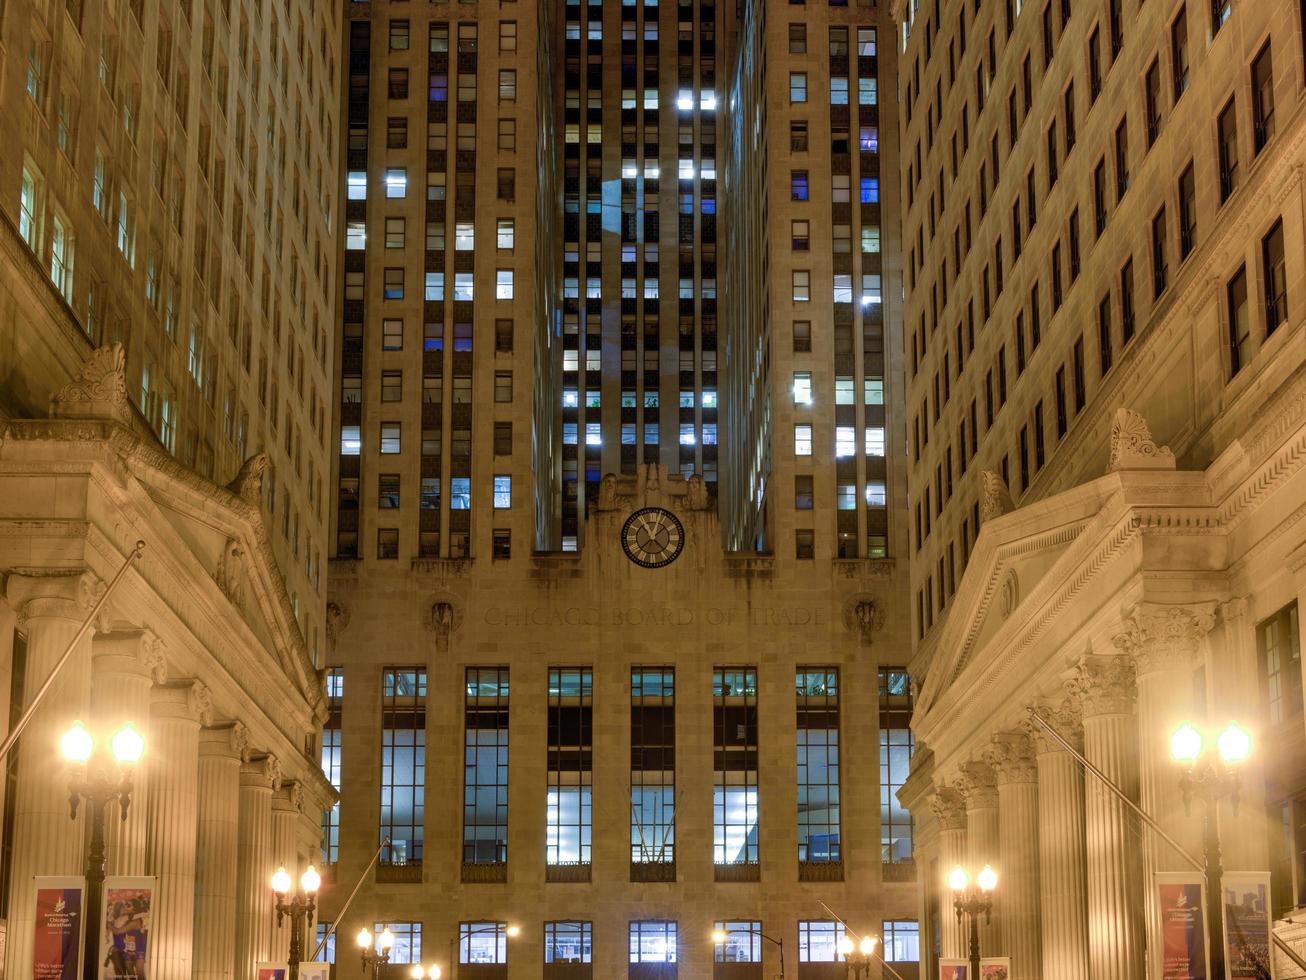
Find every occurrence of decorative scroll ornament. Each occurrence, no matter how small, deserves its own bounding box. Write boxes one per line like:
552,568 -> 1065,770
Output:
141,630 -> 168,684
226,453 -> 270,504
1108,407 -> 1176,471
843,596 -> 884,641
231,722 -> 252,762
979,470 -> 1015,522
264,753 -> 283,790
999,568 -> 1020,618
596,473 -> 620,511
188,681 -> 215,726
50,344 -> 131,421
1112,602 -> 1217,675
425,598 -> 460,652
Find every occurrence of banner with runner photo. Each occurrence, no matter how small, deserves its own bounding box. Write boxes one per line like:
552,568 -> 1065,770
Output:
299,963 -> 331,980
97,877 -> 155,980
939,960 -> 970,980
1223,872 -> 1274,980
980,957 -> 1011,979
33,877 -> 84,980
1157,871 -> 1210,980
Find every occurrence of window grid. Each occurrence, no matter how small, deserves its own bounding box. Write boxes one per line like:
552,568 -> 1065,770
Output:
463,668 -> 510,864
380,668 -> 426,866
547,667 -> 593,867
631,668 -> 676,866
713,669 -> 759,866
796,669 -> 841,864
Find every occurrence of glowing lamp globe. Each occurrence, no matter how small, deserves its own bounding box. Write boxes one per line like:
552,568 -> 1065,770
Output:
356,929 -> 373,950
60,721 -> 94,765
270,867 -> 292,895
111,724 -> 145,765
947,866 -> 970,892
1170,723 -> 1203,766
977,865 -> 998,892
301,865 -> 321,895
860,936 -> 878,956
1217,723 -> 1251,765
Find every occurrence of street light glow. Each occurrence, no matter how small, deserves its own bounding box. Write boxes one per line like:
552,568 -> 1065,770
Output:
357,928 -> 373,950
1217,722 -> 1251,765
859,935 -> 878,956
711,930 -> 728,944
505,925 -> 521,939
270,866 -> 292,895
300,865 -> 321,895
60,721 -> 93,765
1170,723 -> 1203,766
977,865 -> 998,892
110,724 -> 144,765
837,936 -> 854,956
947,865 -> 970,891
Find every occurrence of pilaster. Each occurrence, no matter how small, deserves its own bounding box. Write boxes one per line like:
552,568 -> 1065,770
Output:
931,784 -> 968,959
237,754 -> 279,980
195,723 -> 248,980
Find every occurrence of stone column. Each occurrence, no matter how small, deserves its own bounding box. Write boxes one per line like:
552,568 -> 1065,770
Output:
270,780 -> 304,965
195,723 -> 248,980
1029,702 -> 1090,980
146,681 -> 209,980
237,755 -> 280,980
1072,655 -> 1145,980
3,572 -> 101,980
1114,603 -> 1214,963
92,629 -> 165,874
987,732 -> 1041,979
1217,596 -> 1270,872
959,760 -> 1002,955
931,785 -> 969,959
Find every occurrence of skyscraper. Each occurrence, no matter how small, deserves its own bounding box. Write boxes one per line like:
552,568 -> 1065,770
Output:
321,0 -> 918,974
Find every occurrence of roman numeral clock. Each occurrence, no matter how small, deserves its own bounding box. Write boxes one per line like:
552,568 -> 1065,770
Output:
620,507 -> 686,568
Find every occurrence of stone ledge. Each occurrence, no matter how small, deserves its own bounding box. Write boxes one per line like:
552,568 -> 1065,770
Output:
545,862 -> 592,883
375,863 -> 422,884
630,861 -> 677,883
461,861 -> 508,884
714,863 -> 761,883
798,859 -> 845,882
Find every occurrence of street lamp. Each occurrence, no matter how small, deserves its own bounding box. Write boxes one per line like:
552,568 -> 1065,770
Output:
358,927 -> 396,980
1170,720 -> 1252,980
61,720 -> 144,980
837,934 -> 880,978
712,926 -> 785,979
271,865 -> 321,980
448,923 -> 518,979
949,864 -> 998,977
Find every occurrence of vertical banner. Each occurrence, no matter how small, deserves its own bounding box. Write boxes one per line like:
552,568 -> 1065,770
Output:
255,965 -> 289,980
1222,872 -> 1275,980
32,877 -> 84,980
1157,871 -> 1211,980
939,960 -> 970,980
980,957 -> 1012,979
97,877 -> 155,980
299,964 -> 331,980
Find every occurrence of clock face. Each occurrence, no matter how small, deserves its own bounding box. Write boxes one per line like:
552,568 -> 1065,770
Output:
621,507 -> 686,568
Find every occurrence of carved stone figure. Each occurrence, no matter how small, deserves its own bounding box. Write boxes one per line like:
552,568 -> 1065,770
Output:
685,474 -> 709,510
227,453 -> 271,505
215,537 -> 245,608
1108,407 -> 1176,471
326,601 -> 351,647
427,600 -> 457,651
50,344 -> 131,421
979,470 -> 1015,522
597,473 -> 619,510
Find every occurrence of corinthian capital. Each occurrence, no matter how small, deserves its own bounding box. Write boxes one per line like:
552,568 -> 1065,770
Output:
958,760 -> 999,809
1024,699 -> 1083,753
1112,602 -> 1217,676
930,784 -> 967,832
1067,654 -> 1136,718
986,731 -> 1038,783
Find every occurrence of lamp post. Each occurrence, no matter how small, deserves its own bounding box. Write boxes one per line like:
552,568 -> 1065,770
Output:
712,926 -> 785,979
837,934 -> 880,979
60,720 -> 144,980
271,865 -> 321,980
448,924 -> 519,979
1170,720 -> 1252,980
948,864 -> 998,977
358,927 -> 396,980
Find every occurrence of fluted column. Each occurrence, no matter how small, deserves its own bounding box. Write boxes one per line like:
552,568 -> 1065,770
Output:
270,780 -> 304,966
146,681 -> 209,980
1114,603 -> 1214,963
932,785 -> 969,959
237,755 -> 280,980
3,572 -> 101,980
960,760 -> 1002,955
92,629 -> 165,874
1216,596 -> 1269,871
1072,655 -> 1145,980
1030,702 -> 1090,980
988,732 -> 1041,979
195,723 -> 249,980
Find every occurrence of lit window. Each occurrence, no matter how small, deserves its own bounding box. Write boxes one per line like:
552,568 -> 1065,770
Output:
861,274 -> 883,306
545,922 -> 592,965
629,922 -> 677,964
19,168 -> 40,249
858,77 -> 878,105
562,388 -> 579,408
493,475 -> 511,508
585,423 -> 602,446
834,274 -> 853,303
836,426 -> 856,457
793,372 -> 813,405
453,273 -> 473,301
384,168 -> 408,198
346,221 -> 366,249
676,90 -> 693,110
795,424 -> 813,456
424,272 -> 444,301
866,481 -> 887,507
865,378 -> 884,404
458,923 -> 506,965
789,72 -> 807,103
713,922 -> 761,964
798,922 -> 846,963
701,91 -> 717,111
835,377 -> 854,404
830,76 -> 849,104
340,425 -> 362,455
347,171 -> 367,200
792,271 -> 811,302
679,424 -> 696,446
455,222 -> 474,250
882,921 -> 920,963
861,226 -> 881,252
497,219 -> 514,249
495,269 -> 514,299
380,422 -> 402,454
450,478 -> 471,510
702,389 -> 718,408
48,215 -> 72,300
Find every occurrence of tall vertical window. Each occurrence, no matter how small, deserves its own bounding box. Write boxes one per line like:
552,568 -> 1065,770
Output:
49,216 -> 73,301
545,922 -> 592,965
464,668 -> 510,868
798,921 -> 846,962
1098,295 -> 1115,374
1120,259 -> 1136,343
629,922 -> 677,967
713,669 -> 759,871
1228,266 -> 1252,376
1218,99 -> 1239,201
19,168 -> 40,249
321,668 -> 343,864
1170,8 -> 1189,100
1151,206 -> 1168,298
547,668 -> 593,873
796,669 -> 841,869
882,921 -> 921,963
1263,220 -> 1288,334
380,668 -> 426,866
878,668 -> 915,864
631,668 -> 676,876
1252,43 -> 1275,152
1177,164 -> 1197,259
1258,603 -> 1303,725
1144,59 -> 1162,145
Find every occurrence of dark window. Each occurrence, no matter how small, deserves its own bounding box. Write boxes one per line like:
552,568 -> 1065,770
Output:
1151,207 -> 1168,298
1055,366 -> 1068,437
1034,402 -> 1046,470
1144,59 -> 1163,146
1218,98 -> 1239,201
388,68 -> 409,99
1258,603 -> 1303,725
1098,295 -> 1114,375
1088,26 -> 1103,99
1063,83 -> 1077,151
1093,159 -> 1108,236
1114,118 -> 1130,200
1228,265 -> 1250,376
795,475 -> 814,510
1072,337 -> 1087,411
1264,220 -> 1288,334
1068,210 -> 1081,279
377,528 -> 399,559
1178,164 -> 1197,258
1170,8 -> 1190,100
796,530 -> 815,560
1211,0 -> 1231,35
1253,43 -> 1275,152
1108,0 -> 1123,59
379,473 -> 400,509
1120,259 -> 1136,343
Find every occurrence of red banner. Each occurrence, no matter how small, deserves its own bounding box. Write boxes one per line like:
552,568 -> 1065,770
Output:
1157,872 -> 1210,980
33,878 -> 84,980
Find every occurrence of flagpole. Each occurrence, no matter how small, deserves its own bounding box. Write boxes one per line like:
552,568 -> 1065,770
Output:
310,838 -> 390,961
